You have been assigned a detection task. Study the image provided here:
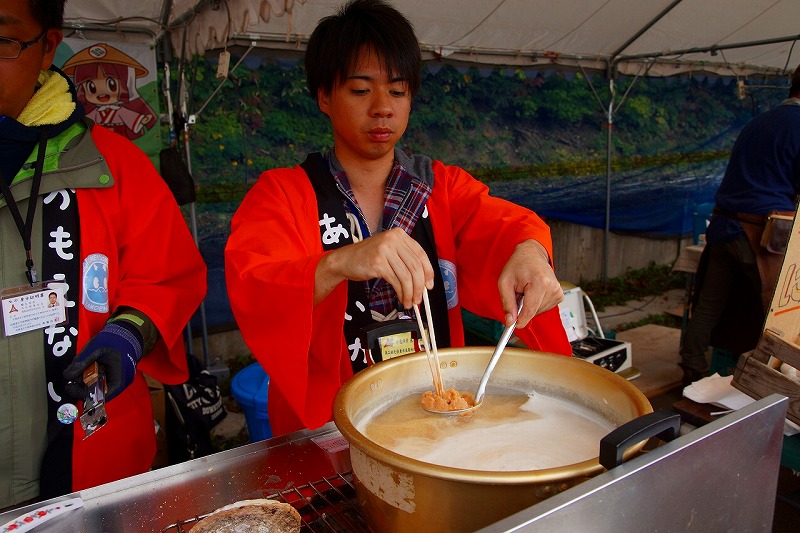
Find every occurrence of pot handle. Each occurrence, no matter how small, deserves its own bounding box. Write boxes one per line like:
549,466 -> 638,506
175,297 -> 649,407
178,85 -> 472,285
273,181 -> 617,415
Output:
599,411 -> 681,469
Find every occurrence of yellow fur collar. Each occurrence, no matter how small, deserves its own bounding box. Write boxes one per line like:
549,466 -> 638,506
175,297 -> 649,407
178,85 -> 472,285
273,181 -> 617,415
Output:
17,70 -> 76,127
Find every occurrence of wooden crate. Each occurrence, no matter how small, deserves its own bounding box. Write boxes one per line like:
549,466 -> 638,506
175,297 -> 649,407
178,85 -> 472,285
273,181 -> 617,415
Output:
733,330 -> 800,426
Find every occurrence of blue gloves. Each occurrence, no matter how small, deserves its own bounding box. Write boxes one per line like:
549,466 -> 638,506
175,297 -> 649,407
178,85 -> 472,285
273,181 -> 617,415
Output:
63,320 -> 144,402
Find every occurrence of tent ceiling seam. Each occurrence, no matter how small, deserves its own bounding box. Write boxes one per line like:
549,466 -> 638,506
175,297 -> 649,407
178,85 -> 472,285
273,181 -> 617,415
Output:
712,0 -> 785,48
609,0 -> 683,63
544,0 -> 615,52
443,0 -> 508,48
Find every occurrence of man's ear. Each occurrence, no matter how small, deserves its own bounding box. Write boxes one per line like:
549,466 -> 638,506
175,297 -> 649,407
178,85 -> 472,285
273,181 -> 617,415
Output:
318,88 -> 331,117
41,29 -> 63,69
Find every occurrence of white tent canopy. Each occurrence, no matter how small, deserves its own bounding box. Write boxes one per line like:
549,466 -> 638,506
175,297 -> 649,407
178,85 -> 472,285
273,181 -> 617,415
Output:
65,0 -> 800,79
65,0 -> 800,284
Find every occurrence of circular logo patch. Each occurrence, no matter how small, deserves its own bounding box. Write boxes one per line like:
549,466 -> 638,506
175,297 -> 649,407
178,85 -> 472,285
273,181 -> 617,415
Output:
439,258 -> 458,309
82,253 -> 109,313
57,403 -> 79,425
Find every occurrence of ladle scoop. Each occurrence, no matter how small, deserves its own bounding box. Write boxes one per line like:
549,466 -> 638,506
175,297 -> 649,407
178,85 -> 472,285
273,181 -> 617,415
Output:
424,296 -> 524,415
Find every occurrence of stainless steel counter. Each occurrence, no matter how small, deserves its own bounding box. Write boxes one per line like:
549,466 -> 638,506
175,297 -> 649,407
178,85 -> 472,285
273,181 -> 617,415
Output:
0,424 -> 352,532
481,393 -> 788,532
0,394 -> 789,532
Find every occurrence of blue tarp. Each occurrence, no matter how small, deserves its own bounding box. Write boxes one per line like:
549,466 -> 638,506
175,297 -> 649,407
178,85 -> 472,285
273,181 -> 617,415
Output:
487,161 -> 725,236
195,160 -> 728,329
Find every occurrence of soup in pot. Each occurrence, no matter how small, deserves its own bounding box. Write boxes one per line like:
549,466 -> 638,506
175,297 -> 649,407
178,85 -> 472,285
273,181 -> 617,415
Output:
358,388 -> 615,471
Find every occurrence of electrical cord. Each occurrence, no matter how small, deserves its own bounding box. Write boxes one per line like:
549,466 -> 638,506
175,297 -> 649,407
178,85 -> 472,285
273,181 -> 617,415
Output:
590,253 -> 685,321
583,293 -> 605,339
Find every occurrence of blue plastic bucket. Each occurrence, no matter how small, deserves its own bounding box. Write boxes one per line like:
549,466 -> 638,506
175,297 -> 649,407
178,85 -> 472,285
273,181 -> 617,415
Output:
231,362 -> 272,442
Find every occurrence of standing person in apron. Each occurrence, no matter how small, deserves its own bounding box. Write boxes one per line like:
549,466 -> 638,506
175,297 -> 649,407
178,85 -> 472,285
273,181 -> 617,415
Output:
680,64 -> 800,385
0,0 -> 207,510
225,0 -> 571,437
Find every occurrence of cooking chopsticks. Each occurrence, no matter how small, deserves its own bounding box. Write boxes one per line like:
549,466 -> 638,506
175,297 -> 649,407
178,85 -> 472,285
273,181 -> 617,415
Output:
413,289 -> 444,396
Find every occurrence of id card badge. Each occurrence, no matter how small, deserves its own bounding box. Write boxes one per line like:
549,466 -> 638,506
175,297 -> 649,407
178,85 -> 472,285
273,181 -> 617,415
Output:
360,319 -> 423,363
378,332 -> 418,360
1,281 -> 67,337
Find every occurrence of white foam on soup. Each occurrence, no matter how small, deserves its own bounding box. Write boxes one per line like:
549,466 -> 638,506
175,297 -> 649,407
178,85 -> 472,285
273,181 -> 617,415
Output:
357,389 -> 615,471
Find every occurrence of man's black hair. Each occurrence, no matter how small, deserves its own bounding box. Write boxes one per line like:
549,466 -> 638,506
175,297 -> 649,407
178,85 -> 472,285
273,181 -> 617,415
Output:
30,0 -> 66,31
305,0 -> 422,101
790,64 -> 800,98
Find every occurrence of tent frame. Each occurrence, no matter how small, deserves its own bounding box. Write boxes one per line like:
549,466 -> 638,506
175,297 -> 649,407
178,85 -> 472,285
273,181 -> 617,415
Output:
62,0 -> 799,292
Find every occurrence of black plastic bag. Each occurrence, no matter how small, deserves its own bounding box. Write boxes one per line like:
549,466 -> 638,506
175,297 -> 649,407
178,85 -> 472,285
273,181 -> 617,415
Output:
159,146 -> 196,206
165,355 -> 226,463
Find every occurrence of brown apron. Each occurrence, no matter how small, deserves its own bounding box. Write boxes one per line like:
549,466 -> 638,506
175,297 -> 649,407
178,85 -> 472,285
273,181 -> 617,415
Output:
736,212 -> 794,312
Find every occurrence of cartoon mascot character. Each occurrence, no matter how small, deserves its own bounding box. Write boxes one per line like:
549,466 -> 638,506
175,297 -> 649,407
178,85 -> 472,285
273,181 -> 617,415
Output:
62,43 -> 156,140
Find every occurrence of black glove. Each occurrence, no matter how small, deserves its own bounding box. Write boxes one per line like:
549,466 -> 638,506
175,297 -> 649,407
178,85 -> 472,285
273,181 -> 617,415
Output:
63,320 -> 144,402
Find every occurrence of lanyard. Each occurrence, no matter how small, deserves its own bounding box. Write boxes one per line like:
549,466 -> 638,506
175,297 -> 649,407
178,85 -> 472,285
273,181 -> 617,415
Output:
0,128 -> 48,286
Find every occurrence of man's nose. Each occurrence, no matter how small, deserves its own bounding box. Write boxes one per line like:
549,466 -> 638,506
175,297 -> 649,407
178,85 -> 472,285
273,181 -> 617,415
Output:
370,91 -> 393,117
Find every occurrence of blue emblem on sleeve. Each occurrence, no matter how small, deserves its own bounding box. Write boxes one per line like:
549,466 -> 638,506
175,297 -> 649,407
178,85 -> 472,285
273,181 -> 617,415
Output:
438,259 -> 458,309
82,253 -> 109,313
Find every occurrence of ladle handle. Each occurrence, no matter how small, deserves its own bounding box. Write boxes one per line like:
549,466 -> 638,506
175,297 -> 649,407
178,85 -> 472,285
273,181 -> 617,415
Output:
474,296 -> 523,404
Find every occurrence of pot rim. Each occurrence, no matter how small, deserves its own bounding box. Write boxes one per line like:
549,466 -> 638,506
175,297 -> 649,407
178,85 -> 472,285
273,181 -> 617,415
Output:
333,347 -> 653,484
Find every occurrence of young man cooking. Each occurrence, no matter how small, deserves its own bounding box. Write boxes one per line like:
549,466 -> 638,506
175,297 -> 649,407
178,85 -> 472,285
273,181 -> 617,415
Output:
225,0 -> 571,436
0,0 -> 206,509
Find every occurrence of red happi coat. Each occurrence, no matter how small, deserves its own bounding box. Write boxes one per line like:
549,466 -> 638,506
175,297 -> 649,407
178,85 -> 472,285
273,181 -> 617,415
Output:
68,124 -> 206,491
225,158 -> 571,437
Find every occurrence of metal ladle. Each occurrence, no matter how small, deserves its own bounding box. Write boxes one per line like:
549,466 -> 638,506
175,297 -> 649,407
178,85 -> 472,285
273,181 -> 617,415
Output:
424,296 -> 524,415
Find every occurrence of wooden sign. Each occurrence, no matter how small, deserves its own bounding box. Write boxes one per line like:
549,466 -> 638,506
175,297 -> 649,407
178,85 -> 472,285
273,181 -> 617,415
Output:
764,211 -> 800,339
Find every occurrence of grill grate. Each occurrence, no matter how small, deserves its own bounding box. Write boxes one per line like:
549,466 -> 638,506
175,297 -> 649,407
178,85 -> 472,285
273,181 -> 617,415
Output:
267,471 -> 370,532
162,471 -> 371,532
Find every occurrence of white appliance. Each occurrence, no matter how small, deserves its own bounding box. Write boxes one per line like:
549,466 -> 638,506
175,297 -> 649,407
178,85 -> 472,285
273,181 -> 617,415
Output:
559,283 -> 633,375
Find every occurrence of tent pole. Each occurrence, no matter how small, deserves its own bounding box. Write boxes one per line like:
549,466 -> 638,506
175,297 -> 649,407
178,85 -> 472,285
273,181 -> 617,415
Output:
171,21 -> 203,363
178,43 -> 257,373
580,63 -> 619,283
176,24 -> 212,370
182,122 -> 212,369
162,59 -> 196,359
601,63 -> 649,281
603,78 -> 616,282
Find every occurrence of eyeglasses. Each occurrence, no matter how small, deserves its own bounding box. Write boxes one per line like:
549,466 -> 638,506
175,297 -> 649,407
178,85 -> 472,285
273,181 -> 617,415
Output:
0,30 -> 47,60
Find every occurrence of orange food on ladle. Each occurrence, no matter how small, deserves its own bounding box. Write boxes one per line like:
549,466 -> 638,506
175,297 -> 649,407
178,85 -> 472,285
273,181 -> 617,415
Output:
420,389 -> 476,412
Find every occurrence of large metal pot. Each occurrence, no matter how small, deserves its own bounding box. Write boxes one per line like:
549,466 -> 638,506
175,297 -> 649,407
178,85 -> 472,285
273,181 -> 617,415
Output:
333,347 -> 654,532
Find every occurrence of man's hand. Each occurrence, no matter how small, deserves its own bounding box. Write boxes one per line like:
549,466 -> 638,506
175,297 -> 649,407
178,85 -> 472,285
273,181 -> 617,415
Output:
315,227 -> 435,309
63,321 -> 144,402
498,240 -> 564,328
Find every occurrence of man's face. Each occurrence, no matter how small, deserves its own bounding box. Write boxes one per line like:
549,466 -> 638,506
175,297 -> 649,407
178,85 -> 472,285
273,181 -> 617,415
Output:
0,1 -> 63,119
49,294 -> 57,304
318,46 -> 411,169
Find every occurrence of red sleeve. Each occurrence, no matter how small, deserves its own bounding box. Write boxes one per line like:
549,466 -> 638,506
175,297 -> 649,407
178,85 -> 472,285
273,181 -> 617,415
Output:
430,162 -> 571,356
72,125 -> 207,490
225,167 -> 353,434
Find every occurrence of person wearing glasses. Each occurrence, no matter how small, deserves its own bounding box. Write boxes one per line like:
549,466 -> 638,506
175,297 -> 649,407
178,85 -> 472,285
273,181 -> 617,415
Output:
225,0 -> 571,437
0,0 -> 207,510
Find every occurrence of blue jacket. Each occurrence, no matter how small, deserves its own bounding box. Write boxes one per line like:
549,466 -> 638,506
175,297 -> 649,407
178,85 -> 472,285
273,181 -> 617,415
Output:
708,99 -> 800,244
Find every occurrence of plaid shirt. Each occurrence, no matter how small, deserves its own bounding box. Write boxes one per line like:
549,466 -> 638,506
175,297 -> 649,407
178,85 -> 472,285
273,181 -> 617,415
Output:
326,150 -> 432,317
